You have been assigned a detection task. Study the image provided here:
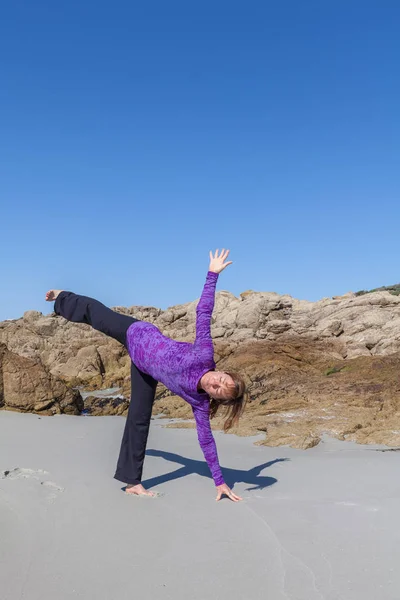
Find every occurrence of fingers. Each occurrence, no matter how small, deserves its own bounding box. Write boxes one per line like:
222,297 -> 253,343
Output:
209,249 -> 231,260
230,492 -> 242,502
216,486 -> 242,502
209,249 -> 232,274
226,490 -> 241,502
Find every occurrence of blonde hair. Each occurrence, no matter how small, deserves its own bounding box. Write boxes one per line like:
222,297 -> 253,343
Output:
209,372 -> 247,431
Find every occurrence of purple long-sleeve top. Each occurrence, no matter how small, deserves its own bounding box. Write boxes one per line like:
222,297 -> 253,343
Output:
126,271 -> 224,486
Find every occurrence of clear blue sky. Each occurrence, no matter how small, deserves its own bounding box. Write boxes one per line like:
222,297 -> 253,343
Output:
1,1 -> 399,320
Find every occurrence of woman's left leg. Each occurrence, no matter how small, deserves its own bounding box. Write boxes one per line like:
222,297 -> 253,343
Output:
114,362 -> 158,486
54,291 -> 136,346
49,290 -> 156,488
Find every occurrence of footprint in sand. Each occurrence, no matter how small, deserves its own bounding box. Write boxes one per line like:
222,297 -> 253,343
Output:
1,467 -> 64,502
1,467 -> 49,481
41,480 -> 65,502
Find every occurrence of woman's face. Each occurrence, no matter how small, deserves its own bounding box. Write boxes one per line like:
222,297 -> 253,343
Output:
202,371 -> 235,400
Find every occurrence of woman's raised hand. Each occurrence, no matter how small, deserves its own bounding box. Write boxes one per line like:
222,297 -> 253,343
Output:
209,249 -> 233,274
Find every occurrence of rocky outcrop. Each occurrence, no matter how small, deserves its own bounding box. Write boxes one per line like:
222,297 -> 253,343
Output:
82,394 -> 129,416
0,343 -> 82,415
2,288 -> 400,446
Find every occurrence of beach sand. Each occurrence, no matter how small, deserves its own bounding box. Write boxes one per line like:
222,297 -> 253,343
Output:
1,411 -> 400,600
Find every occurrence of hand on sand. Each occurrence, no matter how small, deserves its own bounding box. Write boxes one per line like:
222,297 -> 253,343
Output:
45,290 -> 62,302
125,483 -> 158,497
209,249 -> 233,274
216,483 -> 242,502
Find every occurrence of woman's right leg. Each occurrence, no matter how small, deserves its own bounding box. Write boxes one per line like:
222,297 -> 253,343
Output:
54,291 -> 137,345
114,362 -> 158,487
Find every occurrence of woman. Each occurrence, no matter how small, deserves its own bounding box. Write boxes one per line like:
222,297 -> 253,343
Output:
45,249 -> 246,501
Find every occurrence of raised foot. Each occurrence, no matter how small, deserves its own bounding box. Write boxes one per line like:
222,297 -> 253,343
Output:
45,290 -> 63,302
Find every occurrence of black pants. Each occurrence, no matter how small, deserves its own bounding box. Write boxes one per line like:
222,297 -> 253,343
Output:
55,292 -> 158,485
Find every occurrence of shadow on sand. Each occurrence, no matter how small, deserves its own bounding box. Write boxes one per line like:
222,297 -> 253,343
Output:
143,449 -> 290,491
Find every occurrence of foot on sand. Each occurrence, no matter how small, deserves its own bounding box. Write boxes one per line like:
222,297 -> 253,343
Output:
45,290 -> 63,302
125,484 -> 160,497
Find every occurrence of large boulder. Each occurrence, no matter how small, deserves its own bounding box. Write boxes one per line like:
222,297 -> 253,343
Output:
0,343 -> 82,415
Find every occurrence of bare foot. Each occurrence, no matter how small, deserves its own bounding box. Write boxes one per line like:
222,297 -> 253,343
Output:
125,484 -> 157,497
45,290 -> 63,302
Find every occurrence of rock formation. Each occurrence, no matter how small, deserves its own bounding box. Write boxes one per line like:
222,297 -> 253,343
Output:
2,287 -> 400,447
0,343 -> 82,415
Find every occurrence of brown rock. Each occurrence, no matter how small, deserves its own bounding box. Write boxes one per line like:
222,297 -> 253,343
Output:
82,395 -> 129,416
0,343 -> 82,415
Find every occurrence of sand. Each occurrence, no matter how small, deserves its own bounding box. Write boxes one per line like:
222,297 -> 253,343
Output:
1,411 -> 400,600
